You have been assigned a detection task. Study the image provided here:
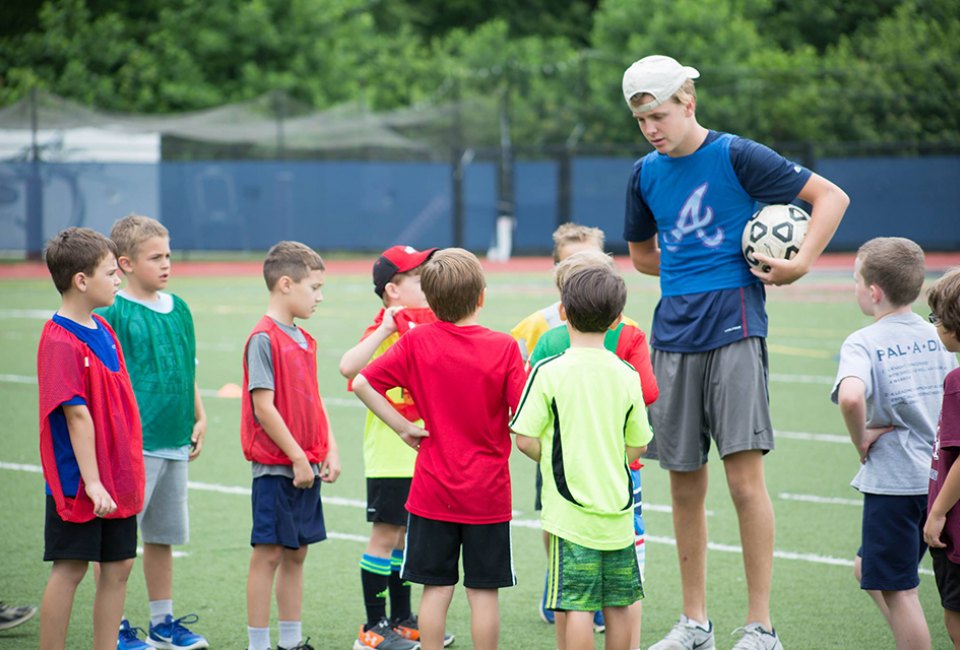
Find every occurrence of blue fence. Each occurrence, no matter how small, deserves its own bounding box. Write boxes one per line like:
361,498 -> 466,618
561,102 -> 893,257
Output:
2,155 -> 958,253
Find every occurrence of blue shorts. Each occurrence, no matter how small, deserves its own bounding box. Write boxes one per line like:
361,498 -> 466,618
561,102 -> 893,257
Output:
250,476 -> 326,549
859,493 -> 927,591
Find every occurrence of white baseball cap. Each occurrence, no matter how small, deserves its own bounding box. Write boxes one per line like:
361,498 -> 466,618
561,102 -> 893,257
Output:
622,55 -> 700,112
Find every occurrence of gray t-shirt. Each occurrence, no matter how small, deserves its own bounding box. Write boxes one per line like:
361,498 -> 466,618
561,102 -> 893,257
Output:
831,312 -> 958,495
247,319 -> 320,479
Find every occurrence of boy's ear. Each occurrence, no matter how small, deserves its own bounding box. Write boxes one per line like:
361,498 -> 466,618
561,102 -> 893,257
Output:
383,282 -> 400,302
276,275 -> 292,293
117,255 -> 134,274
477,288 -> 486,309
72,271 -> 88,293
608,313 -> 623,330
869,283 -> 884,304
558,302 -> 567,322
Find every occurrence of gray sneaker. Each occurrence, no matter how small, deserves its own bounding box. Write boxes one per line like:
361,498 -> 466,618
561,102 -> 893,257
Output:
0,603 -> 37,631
730,623 -> 783,650
647,615 -> 715,650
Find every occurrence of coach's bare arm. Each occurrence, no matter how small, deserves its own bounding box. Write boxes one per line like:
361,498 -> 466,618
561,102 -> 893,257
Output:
352,372 -> 427,451
753,173 -> 850,286
628,236 -> 661,276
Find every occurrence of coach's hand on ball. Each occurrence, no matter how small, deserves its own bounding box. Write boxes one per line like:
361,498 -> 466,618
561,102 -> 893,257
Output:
751,253 -> 810,286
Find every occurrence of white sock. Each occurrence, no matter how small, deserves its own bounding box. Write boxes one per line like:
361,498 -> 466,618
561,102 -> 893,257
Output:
683,614 -> 709,629
150,599 -> 174,627
278,620 -> 302,649
247,626 -> 271,650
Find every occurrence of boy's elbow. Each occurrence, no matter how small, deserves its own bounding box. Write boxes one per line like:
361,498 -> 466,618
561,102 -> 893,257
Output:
338,361 -> 356,380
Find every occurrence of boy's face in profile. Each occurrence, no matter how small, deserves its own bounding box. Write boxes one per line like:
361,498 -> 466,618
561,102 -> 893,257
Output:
120,236 -> 171,294
286,269 -> 325,320
934,317 -> 960,353
853,256 -> 876,317
386,273 -> 428,309
80,253 -> 122,309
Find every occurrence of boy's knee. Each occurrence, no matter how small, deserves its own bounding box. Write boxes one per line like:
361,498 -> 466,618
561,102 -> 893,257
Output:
52,560 -> 89,585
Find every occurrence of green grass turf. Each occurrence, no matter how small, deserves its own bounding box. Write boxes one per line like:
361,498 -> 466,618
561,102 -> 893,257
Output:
0,264 -> 953,649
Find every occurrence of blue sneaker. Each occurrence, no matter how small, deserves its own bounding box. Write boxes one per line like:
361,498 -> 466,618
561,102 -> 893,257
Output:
147,614 -> 209,650
593,610 -> 605,633
118,619 -> 151,650
538,571 -> 555,624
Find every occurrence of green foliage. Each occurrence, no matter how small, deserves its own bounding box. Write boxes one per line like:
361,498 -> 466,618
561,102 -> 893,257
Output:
0,0 -> 957,148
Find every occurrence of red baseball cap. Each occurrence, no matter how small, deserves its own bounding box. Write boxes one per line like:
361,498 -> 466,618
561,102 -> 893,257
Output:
372,245 -> 438,297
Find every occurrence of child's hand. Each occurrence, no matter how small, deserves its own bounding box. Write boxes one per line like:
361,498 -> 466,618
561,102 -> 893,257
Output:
292,458 -> 316,489
399,425 -> 428,451
857,425 -> 894,463
924,513 -> 948,548
320,447 -> 341,484
189,417 -> 207,461
85,481 -> 117,517
379,306 -> 404,335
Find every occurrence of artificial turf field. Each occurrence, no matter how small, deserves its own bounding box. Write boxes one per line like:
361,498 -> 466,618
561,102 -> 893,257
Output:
0,254 -> 957,649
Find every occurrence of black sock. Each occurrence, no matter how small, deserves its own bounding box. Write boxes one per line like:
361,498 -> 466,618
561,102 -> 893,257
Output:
389,569 -> 412,623
360,567 -> 390,629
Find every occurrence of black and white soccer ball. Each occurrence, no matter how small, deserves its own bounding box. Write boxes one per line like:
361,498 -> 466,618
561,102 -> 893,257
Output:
741,204 -> 811,273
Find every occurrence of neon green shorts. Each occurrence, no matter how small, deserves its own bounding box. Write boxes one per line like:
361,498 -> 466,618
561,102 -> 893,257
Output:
544,534 -> 643,612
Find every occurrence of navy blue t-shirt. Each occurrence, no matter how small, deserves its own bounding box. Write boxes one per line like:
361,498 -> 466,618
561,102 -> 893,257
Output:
46,313 -> 120,497
623,131 -> 811,352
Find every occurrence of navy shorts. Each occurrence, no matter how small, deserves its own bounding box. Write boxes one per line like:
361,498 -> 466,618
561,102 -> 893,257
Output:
931,548 -> 960,612
859,493 -> 927,591
44,495 -> 137,563
402,513 -> 516,589
250,476 -> 326,549
366,477 -> 411,525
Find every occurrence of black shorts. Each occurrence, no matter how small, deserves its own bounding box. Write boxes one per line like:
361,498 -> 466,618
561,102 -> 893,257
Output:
402,513 -> 516,589
44,495 -> 138,563
366,477 -> 411,525
931,548 -> 960,612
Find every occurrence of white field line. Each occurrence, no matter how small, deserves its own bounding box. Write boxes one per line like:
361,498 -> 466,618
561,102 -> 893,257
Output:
2,461 -> 925,574
779,492 -> 862,507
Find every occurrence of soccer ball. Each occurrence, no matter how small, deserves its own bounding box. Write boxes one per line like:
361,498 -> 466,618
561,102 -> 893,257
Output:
741,204 -> 810,273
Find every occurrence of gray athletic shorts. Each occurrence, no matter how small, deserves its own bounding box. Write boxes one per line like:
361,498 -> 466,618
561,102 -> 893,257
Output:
646,337 -> 774,471
139,456 -> 190,545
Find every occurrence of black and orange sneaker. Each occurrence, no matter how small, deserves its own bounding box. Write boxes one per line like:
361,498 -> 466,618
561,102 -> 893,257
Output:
392,615 -> 455,647
353,618 -> 419,650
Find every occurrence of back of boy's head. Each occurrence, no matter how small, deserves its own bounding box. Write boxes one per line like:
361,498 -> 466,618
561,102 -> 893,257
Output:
929,268 -> 960,336
857,237 -> 925,307
44,227 -> 118,295
552,223 -> 605,263
110,213 -> 169,260
554,249 -> 616,292
562,265 -> 627,334
262,241 -> 325,290
420,248 -> 485,323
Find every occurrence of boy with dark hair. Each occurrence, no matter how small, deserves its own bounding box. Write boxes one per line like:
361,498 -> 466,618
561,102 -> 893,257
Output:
243,241 -> 341,650
98,214 -> 208,650
924,268 -> 960,649
352,248 -> 526,650
339,245 -> 444,650
834,237 -> 958,650
512,265 -> 653,650
37,227 -> 145,650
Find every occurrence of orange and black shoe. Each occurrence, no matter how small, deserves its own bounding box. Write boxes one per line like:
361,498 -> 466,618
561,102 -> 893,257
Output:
353,618 -> 419,650
392,615 -> 455,647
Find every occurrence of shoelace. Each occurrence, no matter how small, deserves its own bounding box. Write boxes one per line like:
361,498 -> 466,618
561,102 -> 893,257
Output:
730,626 -> 770,649
284,637 -> 314,650
120,623 -> 148,641
663,621 -> 705,643
166,613 -> 200,636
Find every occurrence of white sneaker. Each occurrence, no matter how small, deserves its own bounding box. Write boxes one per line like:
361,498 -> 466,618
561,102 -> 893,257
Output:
730,623 -> 783,650
647,615 -> 715,650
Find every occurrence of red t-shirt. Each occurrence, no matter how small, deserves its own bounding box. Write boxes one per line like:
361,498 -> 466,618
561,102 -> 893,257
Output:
929,368 -> 960,563
37,316 -> 145,523
360,321 -> 526,524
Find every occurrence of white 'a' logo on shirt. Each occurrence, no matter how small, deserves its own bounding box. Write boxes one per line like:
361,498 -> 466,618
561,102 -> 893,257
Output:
663,182 -> 724,252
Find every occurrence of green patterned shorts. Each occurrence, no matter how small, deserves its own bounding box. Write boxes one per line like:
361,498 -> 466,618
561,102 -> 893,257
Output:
544,534 -> 643,612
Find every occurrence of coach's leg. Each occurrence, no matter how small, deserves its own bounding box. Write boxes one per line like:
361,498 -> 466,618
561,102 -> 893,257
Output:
723,450 -> 774,629
419,584 -> 455,650
670,466 -> 709,625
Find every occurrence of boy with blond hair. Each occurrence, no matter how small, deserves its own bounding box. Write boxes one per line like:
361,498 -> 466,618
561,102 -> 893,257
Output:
353,248 -> 526,650
339,245 -> 445,650
37,227 -> 145,650
833,237 -> 957,650
97,214 -> 208,650
512,264 -> 653,650
242,241 -> 341,650
924,268 -> 960,648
